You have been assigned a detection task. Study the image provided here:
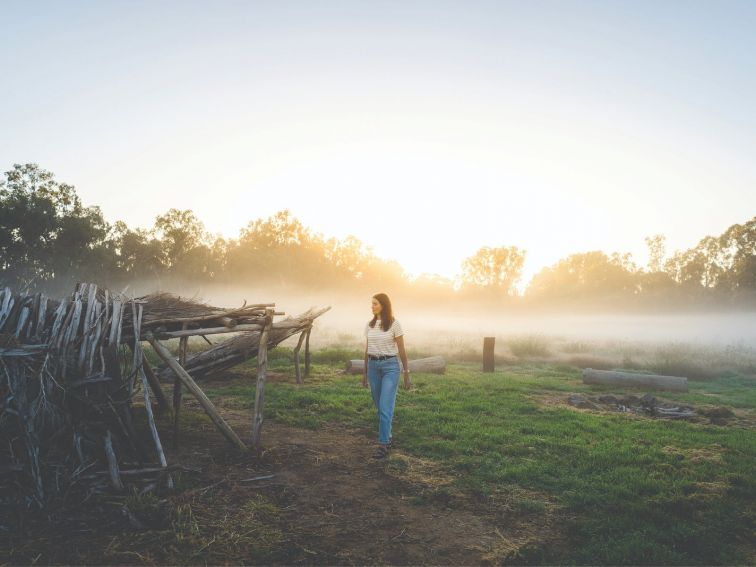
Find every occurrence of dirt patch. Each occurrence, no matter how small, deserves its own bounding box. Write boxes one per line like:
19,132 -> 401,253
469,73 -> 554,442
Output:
533,392 -> 755,427
3,404 -> 565,565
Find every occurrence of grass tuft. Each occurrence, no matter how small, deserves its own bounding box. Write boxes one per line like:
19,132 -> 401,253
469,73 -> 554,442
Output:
508,335 -> 551,358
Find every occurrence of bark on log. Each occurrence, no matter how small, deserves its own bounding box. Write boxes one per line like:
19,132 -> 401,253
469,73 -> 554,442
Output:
139,363 -> 173,489
141,359 -> 170,413
155,323 -> 264,339
293,329 -> 307,384
103,430 -> 124,491
304,328 -> 311,377
346,356 -> 446,375
157,307 -> 331,381
582,368 -> 688,392
173,334 -> 187,449
251,310 -> 273,448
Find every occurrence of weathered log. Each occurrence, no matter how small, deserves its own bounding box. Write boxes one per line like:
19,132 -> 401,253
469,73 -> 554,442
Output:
154,323 -> 265,339
141,359 -> 170,413
173,334 -> 188,449
157,307 -> 331,381
252,310 -> 273,448
147,334 -> 248,451
345,356 -> 446,375
103,430 -> 124,491
582,368 -> 688,392
293,329 -> 307,384
304,327 -> 311,377
139,361 -> 173,489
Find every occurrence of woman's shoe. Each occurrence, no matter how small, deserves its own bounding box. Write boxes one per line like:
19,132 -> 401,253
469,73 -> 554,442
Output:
372,444 -> 390,459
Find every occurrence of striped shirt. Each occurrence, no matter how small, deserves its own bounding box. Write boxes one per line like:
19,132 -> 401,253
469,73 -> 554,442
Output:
364,319 -> 404,356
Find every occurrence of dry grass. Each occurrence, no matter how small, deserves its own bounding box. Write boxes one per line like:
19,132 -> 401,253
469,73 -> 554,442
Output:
507,335 -> 551,358
384,452 -> 457,490
661,444 -> 726,464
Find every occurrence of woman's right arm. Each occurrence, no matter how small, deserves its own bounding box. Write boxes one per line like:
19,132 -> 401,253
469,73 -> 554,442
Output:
362,338 -> 368,388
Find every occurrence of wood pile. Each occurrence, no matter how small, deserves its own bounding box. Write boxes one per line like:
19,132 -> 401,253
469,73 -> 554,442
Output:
0,283 -> 329,517
157,307 -> 331,381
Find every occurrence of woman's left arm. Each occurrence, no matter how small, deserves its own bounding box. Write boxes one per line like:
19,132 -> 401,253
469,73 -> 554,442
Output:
395,335 -> 411,390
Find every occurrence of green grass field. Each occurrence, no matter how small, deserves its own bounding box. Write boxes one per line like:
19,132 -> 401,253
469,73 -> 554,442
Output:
203,347 -> 756,565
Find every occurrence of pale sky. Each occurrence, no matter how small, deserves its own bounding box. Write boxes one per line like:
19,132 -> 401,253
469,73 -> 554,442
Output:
2,0 -> 755,287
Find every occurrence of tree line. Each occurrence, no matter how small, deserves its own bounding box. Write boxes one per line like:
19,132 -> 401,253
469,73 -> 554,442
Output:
1,164 -> 754,309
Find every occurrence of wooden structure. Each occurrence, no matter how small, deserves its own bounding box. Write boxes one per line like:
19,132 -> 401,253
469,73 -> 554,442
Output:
155,309 -> 327,384
0,283 -> 329,513
582,368 -> 688,392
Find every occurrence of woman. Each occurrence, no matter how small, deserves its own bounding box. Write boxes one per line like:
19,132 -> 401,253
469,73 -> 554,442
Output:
362,292 -> 411,459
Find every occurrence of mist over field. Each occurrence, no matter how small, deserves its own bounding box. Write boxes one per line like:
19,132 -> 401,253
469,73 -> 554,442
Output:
143,281 -> 756,347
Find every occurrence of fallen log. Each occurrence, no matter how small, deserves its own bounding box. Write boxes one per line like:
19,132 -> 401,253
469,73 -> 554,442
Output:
345,356 -> 446,375
582,368 -> 688,392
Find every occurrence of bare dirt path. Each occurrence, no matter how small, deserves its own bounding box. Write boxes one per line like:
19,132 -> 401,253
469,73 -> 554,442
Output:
168,403 -> 562,565
3,404 -> 563,565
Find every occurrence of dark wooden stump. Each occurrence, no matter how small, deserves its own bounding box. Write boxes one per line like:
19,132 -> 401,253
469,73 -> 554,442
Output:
483,337 -> 495,372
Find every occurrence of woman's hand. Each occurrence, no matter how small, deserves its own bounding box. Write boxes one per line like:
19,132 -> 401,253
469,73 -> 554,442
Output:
361,373 -> 368,388
403,370 -> 411,390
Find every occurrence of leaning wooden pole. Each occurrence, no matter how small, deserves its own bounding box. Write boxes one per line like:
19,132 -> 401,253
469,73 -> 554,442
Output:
304,326 -> 312,378
146,333 -> 248,452
293,329 -> 307,384
103,430 -> 124,491
173,333 -> 188,449
139,362 -> 173,489
251,309 -> 274,448
141,359 -> 171,414
127,333 -> 171,414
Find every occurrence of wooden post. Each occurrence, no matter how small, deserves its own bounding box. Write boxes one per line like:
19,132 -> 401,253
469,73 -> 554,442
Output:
126,341 -> 170,414
139,362 -> 173,489
252,309 -> 273,448
103,430 -> 124,491
173,332 -> 187,449
141,359 -> 171,414
483,337 -> 495,372
304,327 -> 312,378
147,334 -> 248,452
293,330 -> 307,384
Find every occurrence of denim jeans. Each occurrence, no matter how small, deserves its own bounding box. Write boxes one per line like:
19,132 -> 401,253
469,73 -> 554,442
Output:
367,356 -> 401,444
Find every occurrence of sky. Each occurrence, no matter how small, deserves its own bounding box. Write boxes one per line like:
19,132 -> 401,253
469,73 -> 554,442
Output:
2,0 -> 755,287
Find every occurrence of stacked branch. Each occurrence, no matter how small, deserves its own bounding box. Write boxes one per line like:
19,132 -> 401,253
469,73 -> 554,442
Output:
156,307 -> 331,381
0,283 -> 164,516
120,293 -> 280,339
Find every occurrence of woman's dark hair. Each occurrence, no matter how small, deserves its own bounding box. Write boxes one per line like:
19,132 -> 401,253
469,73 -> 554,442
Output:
369,293 -> 394,332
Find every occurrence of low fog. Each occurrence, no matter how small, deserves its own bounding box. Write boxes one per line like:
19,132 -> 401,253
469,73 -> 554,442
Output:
132,281 -> 756,349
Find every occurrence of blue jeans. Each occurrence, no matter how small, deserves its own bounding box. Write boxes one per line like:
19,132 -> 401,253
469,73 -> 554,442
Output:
367,356 -> 400,444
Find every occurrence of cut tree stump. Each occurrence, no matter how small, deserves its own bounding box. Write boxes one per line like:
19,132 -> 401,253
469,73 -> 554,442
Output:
346,356 -> 445,375
483,337 -> 495,372
582,368 -> 688,392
